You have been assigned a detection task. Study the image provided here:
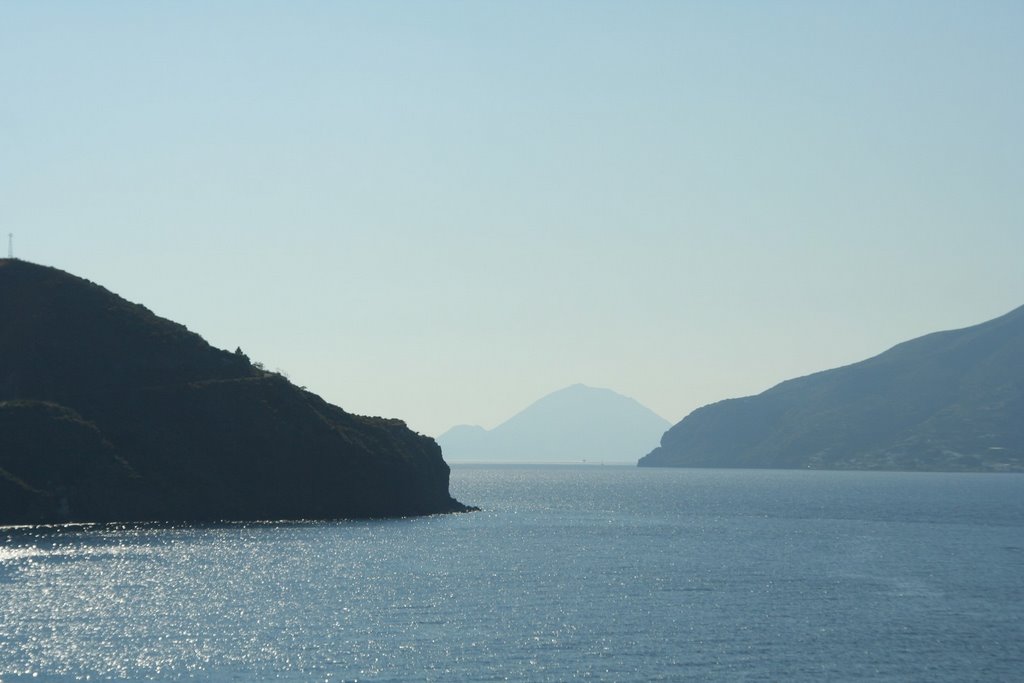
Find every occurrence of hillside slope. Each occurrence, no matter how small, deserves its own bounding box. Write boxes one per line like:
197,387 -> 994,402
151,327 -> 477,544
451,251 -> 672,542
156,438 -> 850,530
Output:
0,259 -> 472,523
639,305 -> 1024,471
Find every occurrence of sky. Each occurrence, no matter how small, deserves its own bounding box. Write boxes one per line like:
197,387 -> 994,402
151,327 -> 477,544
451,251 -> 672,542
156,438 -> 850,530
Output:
2,1 -> 1022,437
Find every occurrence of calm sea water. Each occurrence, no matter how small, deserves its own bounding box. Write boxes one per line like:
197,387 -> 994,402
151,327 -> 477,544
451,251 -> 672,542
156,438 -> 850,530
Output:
1,466 -> 1022,682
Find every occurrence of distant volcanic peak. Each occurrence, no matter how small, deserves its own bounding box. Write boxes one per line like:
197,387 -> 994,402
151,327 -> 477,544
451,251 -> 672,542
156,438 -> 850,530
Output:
522,383 -> 666,416
437,384 -> 670,463
639,304 -> 1024,472
561,382 -> 607,393
440,424 -> 488,437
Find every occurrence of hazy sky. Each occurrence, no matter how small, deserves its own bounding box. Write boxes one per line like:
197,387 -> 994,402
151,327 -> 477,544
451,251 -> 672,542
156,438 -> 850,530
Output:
3,2 -> 1022,436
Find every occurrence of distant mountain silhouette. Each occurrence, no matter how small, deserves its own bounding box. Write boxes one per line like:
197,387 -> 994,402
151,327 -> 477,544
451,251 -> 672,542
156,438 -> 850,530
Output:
639,305 -> 1024,472
0,259 -> 473,524
438,384 -> 670,463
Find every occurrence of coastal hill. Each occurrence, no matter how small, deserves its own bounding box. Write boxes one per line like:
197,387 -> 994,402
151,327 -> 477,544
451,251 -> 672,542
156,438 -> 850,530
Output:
639,304 -> 1024,472
0,259 -> 473,524
438,384 -> 671,463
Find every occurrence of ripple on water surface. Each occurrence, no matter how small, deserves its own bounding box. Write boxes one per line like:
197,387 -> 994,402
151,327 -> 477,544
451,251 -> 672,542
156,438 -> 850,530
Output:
1,467 -> 1023,681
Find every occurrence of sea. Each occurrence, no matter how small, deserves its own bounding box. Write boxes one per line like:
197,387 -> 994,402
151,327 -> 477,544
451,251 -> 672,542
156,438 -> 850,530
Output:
1,465 -> 1022,682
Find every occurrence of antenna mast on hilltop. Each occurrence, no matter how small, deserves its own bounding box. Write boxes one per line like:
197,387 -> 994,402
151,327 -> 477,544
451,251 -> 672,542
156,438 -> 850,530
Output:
7,233 -> 11,259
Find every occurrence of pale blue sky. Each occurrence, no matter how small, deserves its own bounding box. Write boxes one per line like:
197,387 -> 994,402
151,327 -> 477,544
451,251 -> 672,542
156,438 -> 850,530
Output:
3,1 -> 1022,436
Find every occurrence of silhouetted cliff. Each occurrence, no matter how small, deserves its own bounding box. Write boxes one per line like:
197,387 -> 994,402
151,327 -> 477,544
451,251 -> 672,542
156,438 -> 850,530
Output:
639,305 -> 1024,472
0,259 -> 473,524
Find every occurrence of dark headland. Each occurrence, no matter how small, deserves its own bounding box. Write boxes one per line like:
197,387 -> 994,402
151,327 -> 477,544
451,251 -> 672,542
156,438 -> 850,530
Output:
0,259 -> 474,525
639,304 -> 1024,472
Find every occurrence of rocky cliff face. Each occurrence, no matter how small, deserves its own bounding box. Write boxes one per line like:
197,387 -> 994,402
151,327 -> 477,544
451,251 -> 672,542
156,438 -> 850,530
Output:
639,305 -> 1024,472
0,259 -> 473,524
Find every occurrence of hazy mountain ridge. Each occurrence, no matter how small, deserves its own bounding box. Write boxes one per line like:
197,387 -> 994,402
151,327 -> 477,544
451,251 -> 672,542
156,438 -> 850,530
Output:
639,305 -> 1024,471
438,384 -> 670,463
0,259 -> 472,524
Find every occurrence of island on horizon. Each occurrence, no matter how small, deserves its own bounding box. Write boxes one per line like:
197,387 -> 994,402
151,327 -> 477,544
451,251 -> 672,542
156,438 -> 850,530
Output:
437,383 -> 670,464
